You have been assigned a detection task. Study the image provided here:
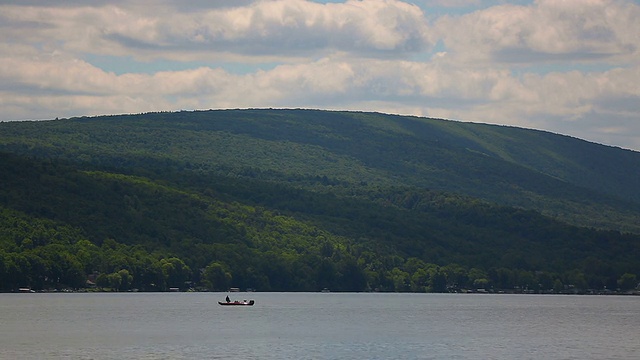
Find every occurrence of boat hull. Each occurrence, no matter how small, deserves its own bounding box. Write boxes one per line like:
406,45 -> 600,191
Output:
218,300 -> 255,306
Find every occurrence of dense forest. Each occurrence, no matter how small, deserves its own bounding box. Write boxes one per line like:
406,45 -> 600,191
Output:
1,109 -> 639,293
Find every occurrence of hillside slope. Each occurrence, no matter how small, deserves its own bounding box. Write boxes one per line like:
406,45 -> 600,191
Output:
1,109 -> 639,232
1,151 -> 639,293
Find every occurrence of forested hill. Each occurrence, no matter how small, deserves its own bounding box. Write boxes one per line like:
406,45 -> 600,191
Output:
0,109 -> 639,293
2,109 -> 639,232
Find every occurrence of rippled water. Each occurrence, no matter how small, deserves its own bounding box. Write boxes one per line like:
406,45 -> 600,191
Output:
0,292 -> 638,359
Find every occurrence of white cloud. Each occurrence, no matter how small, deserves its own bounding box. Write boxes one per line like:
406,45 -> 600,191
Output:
424,0 -> 482,6
0,0 -> 434,62
436,0 -> 640,65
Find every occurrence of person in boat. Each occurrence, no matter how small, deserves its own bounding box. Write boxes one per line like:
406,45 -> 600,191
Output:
225,295 -> 230,303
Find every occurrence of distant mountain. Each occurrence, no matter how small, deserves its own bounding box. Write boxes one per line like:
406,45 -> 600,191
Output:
2,109 -> 639,232
1,109 -> 638,293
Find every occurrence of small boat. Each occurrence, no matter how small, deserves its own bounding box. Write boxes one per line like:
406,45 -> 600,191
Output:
218,299 -> 255,306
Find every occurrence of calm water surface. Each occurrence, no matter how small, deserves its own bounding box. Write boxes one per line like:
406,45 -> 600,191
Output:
0,292 -> 638,359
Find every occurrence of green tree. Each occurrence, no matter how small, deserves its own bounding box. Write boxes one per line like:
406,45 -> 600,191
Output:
617,273 -> 638,291
390,267 -> 410,292
202,262 -> 232,291
442,263 -> 467,289
429,269 -> 447,293
491,268 -> 515,290
317,258 -> 337,290
117,269 -> 133,291
468,268 -> 488,289
564,269 -> 588,291
410,268 -> 429,292
337,257 -> 366,292
537,272 -> 554,291
517,270 -> 537,291
0,252 -> 9,290
553,279 -> 564,293
473,278 -> 489,289
160,257 -> 192,289
96,273 -> 109,289
107,272 -> 122,290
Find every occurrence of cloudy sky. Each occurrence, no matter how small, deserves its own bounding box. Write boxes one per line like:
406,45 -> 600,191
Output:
1,0 -> 639,150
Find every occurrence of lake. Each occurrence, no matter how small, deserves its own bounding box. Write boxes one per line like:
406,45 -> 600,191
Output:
0,292 -> 638,359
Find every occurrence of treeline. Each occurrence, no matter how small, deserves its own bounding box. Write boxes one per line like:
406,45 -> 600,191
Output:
2,205 -> 637,293
0,151 -> 638,293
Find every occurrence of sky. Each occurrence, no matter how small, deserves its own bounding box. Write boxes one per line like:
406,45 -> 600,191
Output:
1,0 -> 639,150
